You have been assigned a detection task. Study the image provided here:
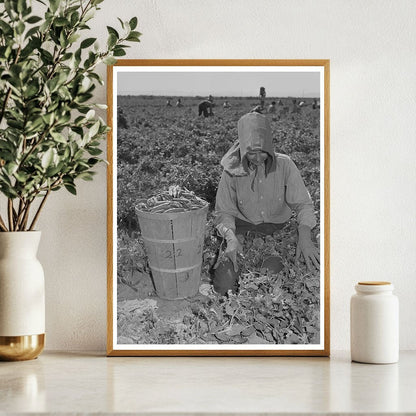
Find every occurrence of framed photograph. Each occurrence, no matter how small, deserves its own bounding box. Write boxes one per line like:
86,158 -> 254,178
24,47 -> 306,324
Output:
107,60 -> 330,356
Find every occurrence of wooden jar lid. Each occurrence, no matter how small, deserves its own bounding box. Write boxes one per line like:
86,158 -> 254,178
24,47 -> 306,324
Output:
358,281 -> 391,285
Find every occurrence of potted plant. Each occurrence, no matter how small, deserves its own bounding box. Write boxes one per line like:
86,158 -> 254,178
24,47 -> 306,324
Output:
0,0 -> 140,360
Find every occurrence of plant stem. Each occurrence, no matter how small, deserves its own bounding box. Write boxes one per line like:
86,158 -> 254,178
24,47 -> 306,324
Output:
7,199 -> 14,231
18,120 -> 58,169
0,214 -> 8,232
21,200 -> 32,231
28,189 -> 50,231
15,199 -> 28,231
0,89 -> 12,126
14,199 -> 23,230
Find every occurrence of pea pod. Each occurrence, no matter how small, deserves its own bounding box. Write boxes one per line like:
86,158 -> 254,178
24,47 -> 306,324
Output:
139,186 -> 208,213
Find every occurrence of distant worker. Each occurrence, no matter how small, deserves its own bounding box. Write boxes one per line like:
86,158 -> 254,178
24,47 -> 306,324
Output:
198,100 -> 213,117
291,98 -> 300,114
267,101 -> 277,114
299,101 -> 306,107
175,98 -> 183,107
117,107 -> 128,129
223,100 -> 231,109
312,98 -> 320,110
166,99 -> 172,107
259,86 -> 266,109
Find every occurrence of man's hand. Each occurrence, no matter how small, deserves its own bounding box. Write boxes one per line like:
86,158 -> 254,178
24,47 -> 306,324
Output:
223,232 -> 243,272
214,225 -> 243,272
296,225 -> 320,271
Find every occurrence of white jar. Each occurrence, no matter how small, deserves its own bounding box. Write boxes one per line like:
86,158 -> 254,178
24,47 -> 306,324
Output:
350,281 -> 399,364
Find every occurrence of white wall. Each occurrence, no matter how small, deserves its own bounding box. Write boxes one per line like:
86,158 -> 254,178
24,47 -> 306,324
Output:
38,0 -> 416,351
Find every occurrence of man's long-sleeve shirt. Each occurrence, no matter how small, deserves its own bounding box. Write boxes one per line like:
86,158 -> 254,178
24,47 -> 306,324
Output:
215,153 -> 316,232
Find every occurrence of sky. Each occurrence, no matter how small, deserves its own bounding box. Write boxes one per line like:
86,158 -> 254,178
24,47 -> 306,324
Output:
116,70 -> 320,98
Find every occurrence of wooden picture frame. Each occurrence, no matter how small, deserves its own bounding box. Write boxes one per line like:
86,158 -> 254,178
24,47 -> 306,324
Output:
107,60 -> 330,356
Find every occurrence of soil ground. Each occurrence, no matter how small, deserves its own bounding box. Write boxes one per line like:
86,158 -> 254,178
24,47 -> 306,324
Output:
117,270 -> 210,321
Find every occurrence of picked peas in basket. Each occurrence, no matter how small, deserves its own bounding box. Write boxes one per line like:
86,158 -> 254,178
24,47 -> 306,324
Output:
136,185 -> 208,214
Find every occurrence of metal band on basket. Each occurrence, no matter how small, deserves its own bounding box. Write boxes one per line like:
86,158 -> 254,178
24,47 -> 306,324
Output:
148,262 -> 202,273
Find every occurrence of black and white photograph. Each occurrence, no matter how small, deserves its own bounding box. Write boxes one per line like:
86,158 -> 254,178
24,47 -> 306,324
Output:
108,61 -> 329,356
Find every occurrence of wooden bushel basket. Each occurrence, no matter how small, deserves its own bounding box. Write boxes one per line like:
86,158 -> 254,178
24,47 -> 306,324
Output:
135,204 -> 208,300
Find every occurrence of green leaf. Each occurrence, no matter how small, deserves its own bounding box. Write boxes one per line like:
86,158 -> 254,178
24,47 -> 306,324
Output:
107,33 -> 117,49
64,183 -> 77,195
85,109 -> 95,120
74,148 -> 84,159
49,0 -> 60,13
89,72 -> 104,85
106,26 -> 119,38
3,45 -> 12,59
113,47 -> 126,57
25,117 -> 44,133
59,29 -> 67,47
14,171 -> 28,183
68,33 -> 80,44
7,119 -> 24,129
87,147 -> 102,156
0,20 -> 13,35
103,56 -> 117,65
5,162 -> 18,176
24,83 -> 39,99
42,112 -> 55,125
41,148 -> 55,169
50,131 -> 67,144
46,163 -> 63,177
0,184 -> 18,199
48,76 -> 60,92
16,21 -> 25,35
88,120 -> 100,138
40,49 -> 53,64
58,85 -> 72,100
25,26 -> 40,39
22,5 -> 32,17
4,1 -> 16,19
129,17 -> 138,30
16,0 -> 25,13
82,9 -> 95,23
126,31 -> 141,42
70,11 -> 80,26
87,157 -> 100,166
63,146 -> 71,160
54,17 -> 70,27
26,16 -> 42,24
117,17 -> 125,29
80,37 -> 96,49
61,52 -> 73,61
77,171 -> 94,181
76,93 -> 93,103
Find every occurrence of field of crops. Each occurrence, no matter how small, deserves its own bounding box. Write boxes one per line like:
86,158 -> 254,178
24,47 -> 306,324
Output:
116,96 -> 321,346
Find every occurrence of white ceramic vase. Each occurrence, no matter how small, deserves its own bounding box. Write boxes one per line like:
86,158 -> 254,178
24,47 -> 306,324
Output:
0,231 -> 45,361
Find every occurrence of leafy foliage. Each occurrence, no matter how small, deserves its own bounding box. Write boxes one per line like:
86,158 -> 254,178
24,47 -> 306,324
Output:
118,217 -> 320,345
0,0 -> 141,231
